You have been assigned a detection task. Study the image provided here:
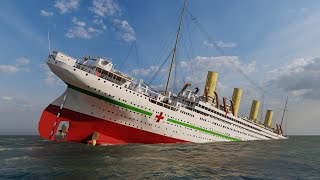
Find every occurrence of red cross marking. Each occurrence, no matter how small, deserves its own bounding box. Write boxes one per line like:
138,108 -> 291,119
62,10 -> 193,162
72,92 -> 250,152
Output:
155,112 -> 164,122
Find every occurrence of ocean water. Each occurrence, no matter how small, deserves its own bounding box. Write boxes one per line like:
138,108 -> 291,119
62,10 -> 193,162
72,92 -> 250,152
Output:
0,136 -> 319,179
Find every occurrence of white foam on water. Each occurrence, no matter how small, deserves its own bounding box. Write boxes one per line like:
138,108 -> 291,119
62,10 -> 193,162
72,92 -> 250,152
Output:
0,148 -> 14,152
0,147 -> 45,152
3,156 -> 33,161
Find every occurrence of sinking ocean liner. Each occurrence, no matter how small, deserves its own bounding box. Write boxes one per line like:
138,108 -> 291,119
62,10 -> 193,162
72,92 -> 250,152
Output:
38,0 -> 287,145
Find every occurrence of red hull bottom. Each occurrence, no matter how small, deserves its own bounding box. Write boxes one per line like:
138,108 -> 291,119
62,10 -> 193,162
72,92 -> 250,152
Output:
38,105 -> 188,145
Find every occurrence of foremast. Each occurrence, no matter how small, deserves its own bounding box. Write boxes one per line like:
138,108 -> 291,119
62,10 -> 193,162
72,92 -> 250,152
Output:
164,0 -> 187,96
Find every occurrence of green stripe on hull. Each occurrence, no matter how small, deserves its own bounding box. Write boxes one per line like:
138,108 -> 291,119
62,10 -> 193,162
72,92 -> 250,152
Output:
68,84 -> 153,116
167,118 -> 241,141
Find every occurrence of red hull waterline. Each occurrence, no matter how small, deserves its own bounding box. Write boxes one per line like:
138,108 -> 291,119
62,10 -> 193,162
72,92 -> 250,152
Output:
38,105 -> 188,145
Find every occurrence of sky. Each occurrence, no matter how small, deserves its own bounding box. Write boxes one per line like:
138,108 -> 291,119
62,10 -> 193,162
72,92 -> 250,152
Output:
0,0 -> 320,135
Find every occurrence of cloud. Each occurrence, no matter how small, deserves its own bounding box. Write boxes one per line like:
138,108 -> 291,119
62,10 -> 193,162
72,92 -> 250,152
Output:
54,0 -> 80,14
0,96 -> 13,101
44,71 -> 58,86
88,27 -> 99,33
282,99 -> 320,135
66,17 -> 103,39
93,18 -> 107,30
0,65 -> 20,73
16,57 -> 30,65
65,26 -> 90,39
65,26 -> 102,39
0,57 -> 30,73
175,56 -> 258,99
264,57 -> 320,99
132,66 -> 160,76
203,40 -> 237,48
113,19 -> 136,42
288,8 -> 308,14
203,40 -> 214,47
133,56 -> 256,97
89,0 -> 136,43
181,56 -> 256,74
40,10 -> 54,17
40,64 -> 62,86
54,0 -> 133,42
72,17 -> 86,27
90,0 -> 121,17
250,10 -> 320,67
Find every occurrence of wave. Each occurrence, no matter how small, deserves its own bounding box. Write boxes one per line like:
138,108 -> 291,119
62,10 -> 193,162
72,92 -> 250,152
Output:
0,147 -> 45,152
0,148 -> 14,152
3,156 -> 33,161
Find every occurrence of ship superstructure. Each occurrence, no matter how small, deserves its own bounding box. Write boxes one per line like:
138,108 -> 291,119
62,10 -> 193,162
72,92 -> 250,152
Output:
38,0 -> 287,145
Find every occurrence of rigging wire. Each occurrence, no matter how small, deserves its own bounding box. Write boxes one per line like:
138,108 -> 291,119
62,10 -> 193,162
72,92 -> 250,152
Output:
170,11 -> 198,93
185,9 -> 200,86
134,42 -> 140,80
152,60 -> 177,91
146,29 -> 176,81
273,111 -> 279,127
179,60 -> 186,85
185,7 -> 265,94
185,6 -> 283,119
185,7 -> 289,123
173,43 -> 186,93
146,8 -> 183,83
180,33 -> 195,86
147,6 -> 190,92
176,34 -> 186,86
173,35 -> 185,93
164,0 -> 187,96
118,41 -> 136,70
147,49 -> 174,85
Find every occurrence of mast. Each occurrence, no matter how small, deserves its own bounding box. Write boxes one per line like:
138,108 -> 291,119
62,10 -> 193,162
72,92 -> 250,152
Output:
164,0 -> 187,96
280,96 -> 288,127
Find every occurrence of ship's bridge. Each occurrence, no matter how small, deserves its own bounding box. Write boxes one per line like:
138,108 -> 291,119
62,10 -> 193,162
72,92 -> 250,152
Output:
80,56 -> 113,72
73,55 -> 133,86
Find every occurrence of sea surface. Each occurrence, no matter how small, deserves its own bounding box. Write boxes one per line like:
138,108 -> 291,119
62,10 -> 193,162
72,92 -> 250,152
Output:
0,136 -> 319,179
